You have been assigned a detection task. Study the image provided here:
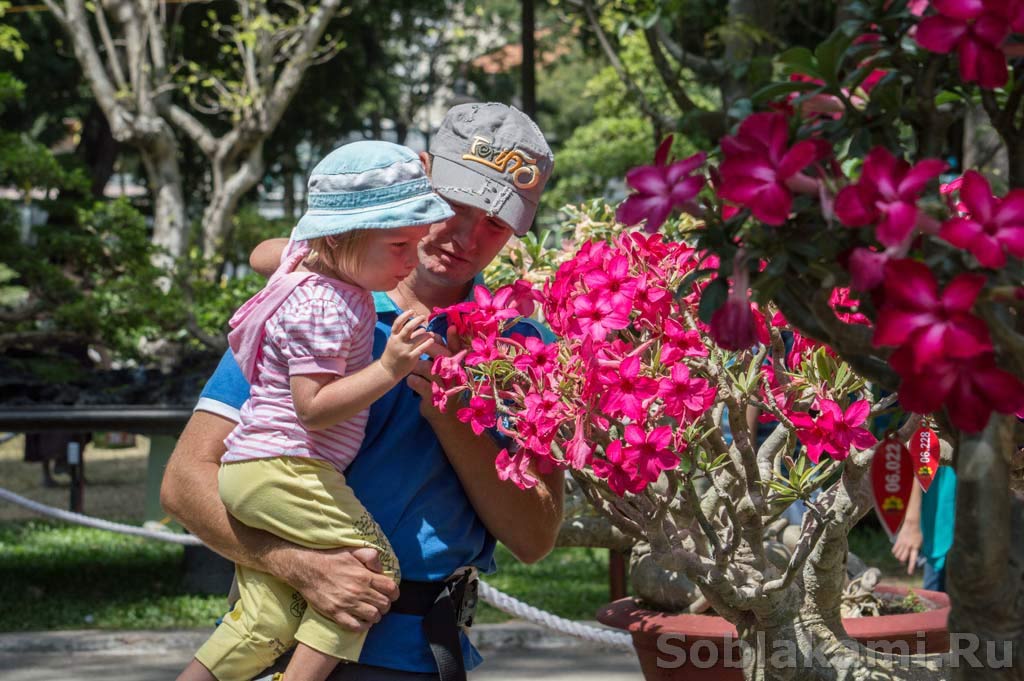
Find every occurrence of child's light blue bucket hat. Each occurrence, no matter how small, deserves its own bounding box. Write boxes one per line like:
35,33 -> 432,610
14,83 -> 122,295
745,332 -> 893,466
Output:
293,141 -> 454,241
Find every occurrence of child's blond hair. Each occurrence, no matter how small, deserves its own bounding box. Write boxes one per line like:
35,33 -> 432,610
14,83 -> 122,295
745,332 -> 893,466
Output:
303,231 -> 371,279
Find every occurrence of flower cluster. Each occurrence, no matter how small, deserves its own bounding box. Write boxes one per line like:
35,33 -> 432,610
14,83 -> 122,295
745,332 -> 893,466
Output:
434,232 -> 878,494
609,3 -> 1024,434
915,0 -> 1024,89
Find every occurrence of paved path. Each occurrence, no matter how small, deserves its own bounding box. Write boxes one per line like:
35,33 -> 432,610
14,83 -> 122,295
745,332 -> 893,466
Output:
0,623 -> 643,680
0,646 -> 642,680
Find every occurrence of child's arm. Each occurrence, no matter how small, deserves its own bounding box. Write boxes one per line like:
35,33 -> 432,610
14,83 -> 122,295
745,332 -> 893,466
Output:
292,310 -> 436,430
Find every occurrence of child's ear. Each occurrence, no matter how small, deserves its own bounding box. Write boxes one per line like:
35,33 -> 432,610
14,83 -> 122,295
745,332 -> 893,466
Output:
419,151 -> 432,176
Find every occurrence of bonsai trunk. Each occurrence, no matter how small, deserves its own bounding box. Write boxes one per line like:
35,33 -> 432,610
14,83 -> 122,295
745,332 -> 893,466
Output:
947,413 -> 1024,680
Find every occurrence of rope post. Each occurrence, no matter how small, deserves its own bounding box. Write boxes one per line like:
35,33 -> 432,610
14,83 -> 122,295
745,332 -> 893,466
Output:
609,549 -> 627,601
67,441 -> 83,513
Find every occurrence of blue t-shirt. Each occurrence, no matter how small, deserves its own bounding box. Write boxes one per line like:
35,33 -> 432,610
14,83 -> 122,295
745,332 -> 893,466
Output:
197,285 -> 549,673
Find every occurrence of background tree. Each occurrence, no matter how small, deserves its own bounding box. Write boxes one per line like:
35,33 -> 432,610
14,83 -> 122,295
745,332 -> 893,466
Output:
40,0 -> 347,261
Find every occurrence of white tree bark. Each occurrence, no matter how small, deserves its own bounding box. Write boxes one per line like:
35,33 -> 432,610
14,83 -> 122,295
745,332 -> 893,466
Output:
44,0 -> 346,262
43,0 -> 188,258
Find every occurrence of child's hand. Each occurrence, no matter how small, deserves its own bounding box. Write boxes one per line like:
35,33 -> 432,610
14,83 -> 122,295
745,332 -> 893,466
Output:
381,310 -> 435,379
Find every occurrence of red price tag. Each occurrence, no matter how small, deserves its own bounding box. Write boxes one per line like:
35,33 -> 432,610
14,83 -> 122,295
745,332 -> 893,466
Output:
871,436 -> 913,538
909,427 -> 940,493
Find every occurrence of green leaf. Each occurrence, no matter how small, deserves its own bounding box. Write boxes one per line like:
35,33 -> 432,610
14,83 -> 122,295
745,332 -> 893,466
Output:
751,80 -> 821,106
814,30 -> 853,85
934,90 -> 963,106
777,46 -> 818,77
698,278 -> 729,324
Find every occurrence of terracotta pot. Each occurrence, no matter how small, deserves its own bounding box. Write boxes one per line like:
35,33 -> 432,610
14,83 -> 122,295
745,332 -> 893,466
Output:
597,585 -> 950,681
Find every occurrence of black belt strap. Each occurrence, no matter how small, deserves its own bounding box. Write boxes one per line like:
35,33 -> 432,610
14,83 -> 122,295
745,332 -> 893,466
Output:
421,584 -> 466,681
390,577 -> 475,681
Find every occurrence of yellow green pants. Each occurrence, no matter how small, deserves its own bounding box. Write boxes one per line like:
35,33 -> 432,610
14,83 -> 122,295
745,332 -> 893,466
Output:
194,456 -> 400,681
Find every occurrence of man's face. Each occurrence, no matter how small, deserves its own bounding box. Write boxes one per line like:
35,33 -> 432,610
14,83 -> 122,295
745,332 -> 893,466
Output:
416,199 -> 514,286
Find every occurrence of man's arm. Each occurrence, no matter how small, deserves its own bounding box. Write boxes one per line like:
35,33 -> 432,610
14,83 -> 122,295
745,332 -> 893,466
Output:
406,342 -> 563,564
160,410 -> 399,629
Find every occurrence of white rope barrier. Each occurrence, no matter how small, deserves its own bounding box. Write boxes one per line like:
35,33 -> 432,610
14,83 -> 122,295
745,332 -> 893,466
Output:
0,487 -> 202,545
0,486 -> 635,650
477,581 -> 633,649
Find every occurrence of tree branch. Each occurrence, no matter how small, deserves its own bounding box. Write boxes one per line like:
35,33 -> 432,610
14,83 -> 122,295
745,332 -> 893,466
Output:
579,0 -> 672,135
167,104 -> 217,157
642,27 -> 699,113
263,0 -> 344,132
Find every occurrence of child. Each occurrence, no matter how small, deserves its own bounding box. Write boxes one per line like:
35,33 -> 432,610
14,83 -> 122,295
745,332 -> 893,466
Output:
178,141 -> 454,681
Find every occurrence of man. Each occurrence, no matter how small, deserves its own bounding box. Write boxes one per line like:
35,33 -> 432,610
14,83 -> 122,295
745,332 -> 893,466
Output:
160,103 -> 563,680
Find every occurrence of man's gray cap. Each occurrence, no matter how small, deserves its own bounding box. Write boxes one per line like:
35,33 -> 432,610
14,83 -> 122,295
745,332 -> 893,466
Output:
429,103 -> 554,236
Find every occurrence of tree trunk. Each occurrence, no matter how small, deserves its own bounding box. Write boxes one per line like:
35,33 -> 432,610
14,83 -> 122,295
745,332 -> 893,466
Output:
139,146 -> 188,261
720,0 -> 776,113
76,105 -> 120,198
947,414 -> 1024,680
738,618 -> 947,681
201,146 -> 266,258
963,104 -> 1009,184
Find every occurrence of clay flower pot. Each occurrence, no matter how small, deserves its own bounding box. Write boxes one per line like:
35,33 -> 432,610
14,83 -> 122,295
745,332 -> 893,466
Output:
597,584 -> 950,681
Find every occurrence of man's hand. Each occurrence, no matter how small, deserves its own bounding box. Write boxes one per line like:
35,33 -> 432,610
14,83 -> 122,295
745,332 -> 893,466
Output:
278,546 -> 399,632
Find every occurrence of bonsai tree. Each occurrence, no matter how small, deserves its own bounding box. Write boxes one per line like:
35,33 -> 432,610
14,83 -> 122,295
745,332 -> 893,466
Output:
435,1 -> 1024,678
433,223 -> 947,678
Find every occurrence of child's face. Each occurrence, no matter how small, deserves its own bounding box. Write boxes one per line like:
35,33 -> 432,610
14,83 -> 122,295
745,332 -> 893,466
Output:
351,225 -> 431,291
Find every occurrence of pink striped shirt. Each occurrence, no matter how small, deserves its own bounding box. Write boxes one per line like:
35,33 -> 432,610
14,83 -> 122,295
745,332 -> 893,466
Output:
223,275 -> 376,472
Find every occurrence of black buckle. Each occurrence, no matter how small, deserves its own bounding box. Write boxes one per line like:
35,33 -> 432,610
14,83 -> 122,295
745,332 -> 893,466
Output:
445,567 -> 479,628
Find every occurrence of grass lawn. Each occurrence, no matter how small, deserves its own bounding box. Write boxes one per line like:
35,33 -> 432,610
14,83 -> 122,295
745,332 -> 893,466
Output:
0,519 -> 614,631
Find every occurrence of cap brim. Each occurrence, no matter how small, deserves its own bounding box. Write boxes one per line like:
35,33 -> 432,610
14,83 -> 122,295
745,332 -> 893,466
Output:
293,194 -> 454,241
430,155 -> 537,236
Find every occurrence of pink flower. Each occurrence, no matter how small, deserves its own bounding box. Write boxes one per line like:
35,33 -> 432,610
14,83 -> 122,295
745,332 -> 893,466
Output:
633,274 -> 673,325
573,291 -> 631,341
512,336 -> 559,378
717,112 -> 831,226
496,448 -> 539,490
658,365 -> 717,422
818,399 -> 877,459
598,354 -> 659,421
622,424 -> 679,483
791,411 -> 832,463
564,415 -> 594,469
592,440 -> 646,496
457,395 -> 497,435
466,334 -> 503,366
915,0 -> 1013,89
501,279 -> 542,317
829,287 -> 871,326
834,147 -> 946,247
847,246 -> 897,291
873,259 -> 992,371
617,136 -> 706,233
660,318 -> 707,363
891,348 -> 1024,432
708,258 -> 757,351
584,254 -> 638,304
939,170 -> 1024,268
792,399 -> 876,462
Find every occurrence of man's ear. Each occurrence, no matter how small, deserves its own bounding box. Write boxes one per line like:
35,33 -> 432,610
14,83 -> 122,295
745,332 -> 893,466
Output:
419,151 -> 432,176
